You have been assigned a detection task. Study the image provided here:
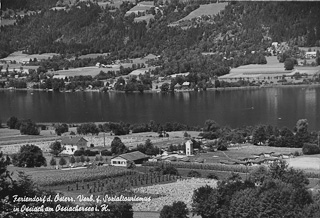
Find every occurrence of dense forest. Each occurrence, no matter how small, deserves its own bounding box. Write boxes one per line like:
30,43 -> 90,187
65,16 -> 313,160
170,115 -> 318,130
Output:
1,1 -> 320,77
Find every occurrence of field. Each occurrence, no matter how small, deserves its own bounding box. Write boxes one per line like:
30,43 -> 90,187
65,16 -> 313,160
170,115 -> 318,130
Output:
219,56 -> 320,83
0,51 -> 59,63
134,14 -> 155,23
1,19 -> 16,26
0,128 -> 59,154
288,155 -> 320,170
170,3 -> 227,27
132,178 -> 217,211
192,145 -> 301,164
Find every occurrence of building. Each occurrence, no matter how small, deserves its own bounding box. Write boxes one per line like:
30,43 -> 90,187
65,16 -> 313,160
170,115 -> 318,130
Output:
110,151 -> 149,167
61,136 -> 88,155
185,140 -> 193,156
305,52 -> 317,59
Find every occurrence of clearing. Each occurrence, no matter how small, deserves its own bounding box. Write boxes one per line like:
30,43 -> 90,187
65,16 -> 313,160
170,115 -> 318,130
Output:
170,3 -> 227,27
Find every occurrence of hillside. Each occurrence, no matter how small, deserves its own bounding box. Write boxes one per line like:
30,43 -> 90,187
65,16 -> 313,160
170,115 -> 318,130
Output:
0,1 -> 319,78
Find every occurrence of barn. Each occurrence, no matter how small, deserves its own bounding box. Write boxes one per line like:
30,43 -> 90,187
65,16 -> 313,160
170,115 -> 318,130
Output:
110,151 -> 149,167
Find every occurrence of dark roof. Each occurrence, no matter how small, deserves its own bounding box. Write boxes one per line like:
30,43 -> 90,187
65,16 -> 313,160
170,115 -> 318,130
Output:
61,136 -> 88,145
114,151 -> 149,161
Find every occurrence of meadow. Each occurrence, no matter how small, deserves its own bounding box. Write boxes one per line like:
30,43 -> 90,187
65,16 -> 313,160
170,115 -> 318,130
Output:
0,51 -> 59,63
170,3 -> 227,27
219,56 -> 320,83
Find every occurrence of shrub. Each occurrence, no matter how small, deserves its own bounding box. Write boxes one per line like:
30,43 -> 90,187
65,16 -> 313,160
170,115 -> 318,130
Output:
187,170 -> 202,178
207,173 -> 219,180
74,150 -> 85,156
302,143 -> 320,155
49,157 -> 56,167
59,157 -> 67,166
217,144 -> 228,151
101,149 -> 112,156
84,149 -> 99,156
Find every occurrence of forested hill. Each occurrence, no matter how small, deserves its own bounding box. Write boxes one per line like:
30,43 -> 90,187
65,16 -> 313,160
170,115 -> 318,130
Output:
0,1 -> 319,75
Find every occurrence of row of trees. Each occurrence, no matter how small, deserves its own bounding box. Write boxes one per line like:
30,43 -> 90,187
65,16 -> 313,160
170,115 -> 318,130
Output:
7,116 -> 40,135
200,119 -> 319,149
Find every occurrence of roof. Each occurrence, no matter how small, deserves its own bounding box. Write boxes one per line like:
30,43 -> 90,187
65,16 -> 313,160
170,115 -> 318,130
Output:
61,136 -> 88,145
182,82 -> 190,86
113,151 -> 149,161
144,54 -> 157,59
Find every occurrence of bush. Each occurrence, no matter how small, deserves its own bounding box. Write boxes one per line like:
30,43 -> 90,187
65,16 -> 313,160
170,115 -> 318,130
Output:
84,149 -> 99,156
187,170 -> 202,178
101,149 -> 112,156
217,143 -> 228,151
302,143 -> 320,155
74,150 -> 85,156
7,116 -> 19,129
207,173 -> 219,180
59,157 -> 67,166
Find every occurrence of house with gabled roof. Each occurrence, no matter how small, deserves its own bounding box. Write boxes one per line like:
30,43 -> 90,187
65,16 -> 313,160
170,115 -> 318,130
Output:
61,136 -> 88,155
110,151 -> 149,167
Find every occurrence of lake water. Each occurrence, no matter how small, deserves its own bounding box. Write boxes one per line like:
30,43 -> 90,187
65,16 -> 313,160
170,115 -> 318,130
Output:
1,86 -> 320,131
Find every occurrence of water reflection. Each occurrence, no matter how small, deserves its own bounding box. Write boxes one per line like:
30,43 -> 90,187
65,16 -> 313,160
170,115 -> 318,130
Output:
0,87 -> 320,130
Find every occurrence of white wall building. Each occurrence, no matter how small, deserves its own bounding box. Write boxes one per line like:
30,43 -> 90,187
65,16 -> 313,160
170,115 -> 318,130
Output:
186,140 -> 193,156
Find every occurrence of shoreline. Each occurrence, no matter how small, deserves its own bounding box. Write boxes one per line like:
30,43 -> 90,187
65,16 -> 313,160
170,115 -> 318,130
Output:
1,83 -> 320,93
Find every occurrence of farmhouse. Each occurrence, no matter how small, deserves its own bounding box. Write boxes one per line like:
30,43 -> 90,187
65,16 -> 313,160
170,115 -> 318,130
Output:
61,136 -> 88,155
110,151 -> 149,167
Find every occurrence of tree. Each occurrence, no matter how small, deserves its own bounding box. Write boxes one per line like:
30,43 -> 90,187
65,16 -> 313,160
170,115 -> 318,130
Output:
50,157 -> 57,167
284,58 -> 294,70
86,156 -> 91,163
55,123 -> 69,136
49,141 -> 63,156
59,157 -> 67,167
12,144 -> 46,167
160,83 -> 170,92
6,116 -> 19,129
252,125 -> 267,145
111,137 -> 128,155
19,119 -> 40,135
69,156 -> 76,166
295,119 -> 310,147
80,155 -> 86,163
77,123 -> 99,135
160,201 -> 189,218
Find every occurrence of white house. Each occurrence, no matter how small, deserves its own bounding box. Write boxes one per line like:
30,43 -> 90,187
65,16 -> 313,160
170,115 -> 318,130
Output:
305,52 -> 317,59
186,140 -> 193,156
110,151 -> 149,167
61,136 -> 88,155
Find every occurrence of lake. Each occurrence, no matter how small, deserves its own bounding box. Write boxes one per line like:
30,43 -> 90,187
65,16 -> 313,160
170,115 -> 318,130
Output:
0,86 -> 320,131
